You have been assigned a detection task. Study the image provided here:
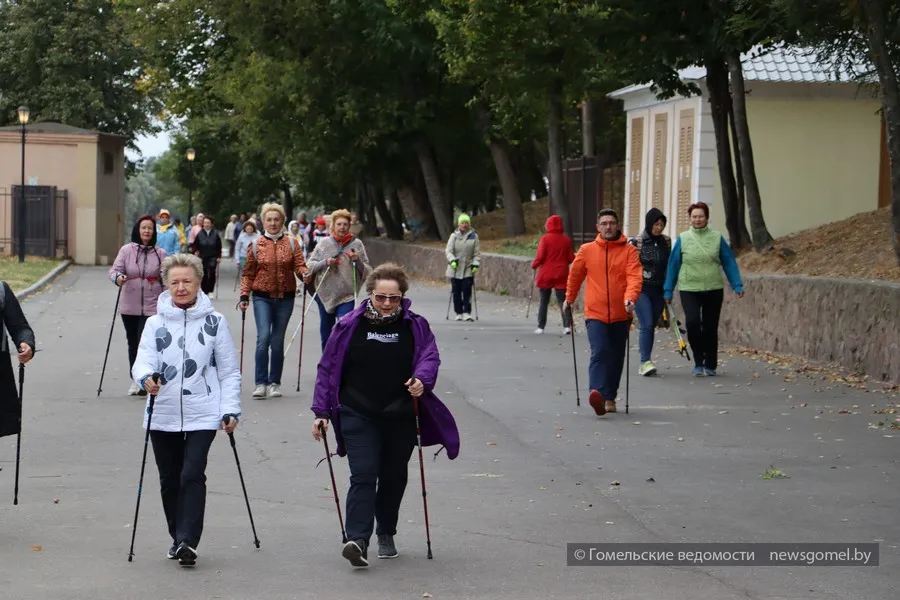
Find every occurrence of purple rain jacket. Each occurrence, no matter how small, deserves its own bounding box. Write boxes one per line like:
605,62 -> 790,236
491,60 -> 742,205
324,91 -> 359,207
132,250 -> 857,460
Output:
311,297 -> 460,460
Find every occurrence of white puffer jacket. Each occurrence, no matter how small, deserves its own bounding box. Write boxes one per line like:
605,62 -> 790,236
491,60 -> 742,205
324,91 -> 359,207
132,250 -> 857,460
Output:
131,290 -> 241,432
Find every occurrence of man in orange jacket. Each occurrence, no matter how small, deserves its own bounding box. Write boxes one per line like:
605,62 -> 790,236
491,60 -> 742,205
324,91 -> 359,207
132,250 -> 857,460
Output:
563,209 -> 642,415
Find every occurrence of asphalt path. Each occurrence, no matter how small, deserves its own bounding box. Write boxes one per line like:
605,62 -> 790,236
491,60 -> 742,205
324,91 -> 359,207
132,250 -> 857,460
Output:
1,259 -> 896,599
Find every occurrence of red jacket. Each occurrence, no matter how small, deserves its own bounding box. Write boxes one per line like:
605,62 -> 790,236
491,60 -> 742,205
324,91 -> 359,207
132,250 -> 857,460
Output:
531,215 -> 574,289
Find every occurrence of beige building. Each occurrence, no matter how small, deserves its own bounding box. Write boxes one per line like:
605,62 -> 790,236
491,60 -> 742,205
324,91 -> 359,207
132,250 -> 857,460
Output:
608,46 -> 890,240
0,122 -> 126,265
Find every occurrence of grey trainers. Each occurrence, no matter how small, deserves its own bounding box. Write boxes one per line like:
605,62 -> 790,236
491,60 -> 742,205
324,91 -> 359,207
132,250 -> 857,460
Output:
377,534 -> 398,559
342,539 -> 369,568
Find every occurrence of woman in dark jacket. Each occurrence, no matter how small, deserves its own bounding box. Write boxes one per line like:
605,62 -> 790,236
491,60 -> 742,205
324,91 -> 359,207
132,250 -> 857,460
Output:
531,215 -> 575,334
0,280 -> 35,440
311,262 -> 459,569
192,216 -> 222,296
633,208 -> 671,376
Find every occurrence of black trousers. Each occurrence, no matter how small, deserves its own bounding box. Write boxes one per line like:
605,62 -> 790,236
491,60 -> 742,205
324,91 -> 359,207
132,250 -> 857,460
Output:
537,288 -> 569,329
150,430 -> 217,548
679,289 -> 724,370
201,259 -> 218,294
340,406 -> 416,543
450,277 -> 474,315
121,315 -> 148,371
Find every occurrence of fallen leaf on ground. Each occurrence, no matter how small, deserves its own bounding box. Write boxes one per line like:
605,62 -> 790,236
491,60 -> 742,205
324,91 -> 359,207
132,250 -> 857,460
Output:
31,545 -> 42,551
486,442 -> 497,446
423,593 -> 434,598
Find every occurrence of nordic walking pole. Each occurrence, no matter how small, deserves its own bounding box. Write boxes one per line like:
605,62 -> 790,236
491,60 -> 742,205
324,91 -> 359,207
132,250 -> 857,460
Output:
626,322 -> 631,415
445,286 -> 452,320
13,363 -> 24,505
473,277 -> 478,321
526,271 -> 535,320
98,285 -> 123,396
214,262 -> 220,298
127,373 -> 160,562
225,418 -> 261,549
352,260 -> 358,306
233,262 -> 241,292
285,268 -> 331,357
568,306 -> 581,407
412,392 -> 433,559
239,306 -> 246,375
319,422 -> 346,543
296,283 -> 307,392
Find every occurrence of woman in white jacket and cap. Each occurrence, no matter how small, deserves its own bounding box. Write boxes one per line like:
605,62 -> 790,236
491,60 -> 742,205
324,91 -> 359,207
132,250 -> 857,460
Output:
132,253 -> 242,567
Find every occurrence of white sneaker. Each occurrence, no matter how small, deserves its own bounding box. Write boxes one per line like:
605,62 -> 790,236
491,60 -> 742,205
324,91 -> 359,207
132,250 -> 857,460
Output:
268,384 -> 282,397
563,327 -> 571,335
252,385 -> 267,398
534,328 -> 544,334
128,382 -> 140,396
463,313 -> 473,321
454,314 -> 463,321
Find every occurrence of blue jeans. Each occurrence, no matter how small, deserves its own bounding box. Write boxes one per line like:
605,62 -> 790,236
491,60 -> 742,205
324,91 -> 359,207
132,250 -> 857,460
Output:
316,297 -> 355,350
635,286 -> 665,363
252,295 -> 295,386
585,319 -> 629,401
340,406 -> 416,543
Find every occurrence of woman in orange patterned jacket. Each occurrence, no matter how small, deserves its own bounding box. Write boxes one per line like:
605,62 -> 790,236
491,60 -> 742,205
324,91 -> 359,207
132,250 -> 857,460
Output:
239,202 -> 311,398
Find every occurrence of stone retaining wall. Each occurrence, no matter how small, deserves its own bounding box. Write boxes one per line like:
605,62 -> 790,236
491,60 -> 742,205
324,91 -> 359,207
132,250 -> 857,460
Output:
364,240 -> 900,383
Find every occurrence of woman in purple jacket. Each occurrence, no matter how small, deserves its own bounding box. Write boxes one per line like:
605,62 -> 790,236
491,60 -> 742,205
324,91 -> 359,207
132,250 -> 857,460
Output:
312,262 -> 459,569
109,215 -> 167,396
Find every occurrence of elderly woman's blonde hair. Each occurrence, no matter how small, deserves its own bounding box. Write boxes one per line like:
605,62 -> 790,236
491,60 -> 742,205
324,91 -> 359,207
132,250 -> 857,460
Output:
260,202 -> 286,224
161,253 -> 204,285
330,208 -> 352,231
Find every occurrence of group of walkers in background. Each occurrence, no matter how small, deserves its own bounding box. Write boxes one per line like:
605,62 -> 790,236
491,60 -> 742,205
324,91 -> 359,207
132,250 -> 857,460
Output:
532,202 -> 744,414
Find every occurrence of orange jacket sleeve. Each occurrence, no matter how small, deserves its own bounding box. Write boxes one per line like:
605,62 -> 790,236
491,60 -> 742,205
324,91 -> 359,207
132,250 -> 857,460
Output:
624,245 -> 643,304
240,242 -> 258,298
566,245 -> 588,304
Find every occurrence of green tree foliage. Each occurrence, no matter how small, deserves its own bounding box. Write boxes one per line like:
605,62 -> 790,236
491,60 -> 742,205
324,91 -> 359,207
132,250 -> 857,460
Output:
0,0 -> 159,150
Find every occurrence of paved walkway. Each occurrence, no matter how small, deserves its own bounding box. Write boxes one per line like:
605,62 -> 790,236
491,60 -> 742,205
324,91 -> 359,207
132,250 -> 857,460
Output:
1,260 -> 896,599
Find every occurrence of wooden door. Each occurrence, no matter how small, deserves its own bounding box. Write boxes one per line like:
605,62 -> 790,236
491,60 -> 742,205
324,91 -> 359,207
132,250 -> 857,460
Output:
676,108 -> 695,234
628,116 -> 644,236
652,113 -> 668,212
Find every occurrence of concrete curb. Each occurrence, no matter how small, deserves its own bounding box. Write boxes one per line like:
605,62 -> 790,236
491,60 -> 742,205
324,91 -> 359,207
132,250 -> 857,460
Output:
15,259 -> 74,302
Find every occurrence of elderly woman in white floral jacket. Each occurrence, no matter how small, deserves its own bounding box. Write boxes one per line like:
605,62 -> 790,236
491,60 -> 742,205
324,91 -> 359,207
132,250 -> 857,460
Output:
132,253 -> 241,567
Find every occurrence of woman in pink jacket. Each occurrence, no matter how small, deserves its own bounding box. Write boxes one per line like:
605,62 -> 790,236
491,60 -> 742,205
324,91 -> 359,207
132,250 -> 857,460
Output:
109,215 -> 167,396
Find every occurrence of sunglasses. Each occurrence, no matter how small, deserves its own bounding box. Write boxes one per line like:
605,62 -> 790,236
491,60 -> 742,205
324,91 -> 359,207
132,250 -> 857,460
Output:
373,293 -> 403,304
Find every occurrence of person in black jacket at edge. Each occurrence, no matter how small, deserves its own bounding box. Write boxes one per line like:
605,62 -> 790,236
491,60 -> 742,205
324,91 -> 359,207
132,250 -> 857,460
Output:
192,216 -> 223,298
0,280 -> 36,441
630,208 -> 671,377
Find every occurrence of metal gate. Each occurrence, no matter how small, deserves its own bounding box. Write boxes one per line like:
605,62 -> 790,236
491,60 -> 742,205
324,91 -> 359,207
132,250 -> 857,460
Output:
1,185 -> 70,258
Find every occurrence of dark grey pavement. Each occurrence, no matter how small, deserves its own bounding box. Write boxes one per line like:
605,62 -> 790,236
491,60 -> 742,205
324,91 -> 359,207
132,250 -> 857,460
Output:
1,260 -> 897,600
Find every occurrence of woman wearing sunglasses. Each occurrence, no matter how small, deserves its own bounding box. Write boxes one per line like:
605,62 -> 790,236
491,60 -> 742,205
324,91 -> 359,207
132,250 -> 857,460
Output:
311,262 -> 460,569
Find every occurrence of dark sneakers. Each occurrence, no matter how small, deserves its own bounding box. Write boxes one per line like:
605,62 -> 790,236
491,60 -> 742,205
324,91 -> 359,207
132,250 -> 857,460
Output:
166,544 -> 177,560
588,390 -> 607,416
175,541 -> 198,567
377,534 -> 398,559
342,539 -> 369,568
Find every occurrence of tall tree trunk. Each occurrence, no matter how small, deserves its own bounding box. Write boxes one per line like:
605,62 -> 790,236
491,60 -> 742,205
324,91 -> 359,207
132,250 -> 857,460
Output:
705,57 -> 744,247
727,51 -> 774,252
727,93 -> 753,248
859,0 -> 900,264
370,183 -> 403,240
281,182 -> 294,222
475,104 -> 526,235
582,99 -> 595,157
415,138 -> 453,239
548,81 -> 572,235
489,139 -> 526,235
364,184 -> 379,237
387,185 -> 406,232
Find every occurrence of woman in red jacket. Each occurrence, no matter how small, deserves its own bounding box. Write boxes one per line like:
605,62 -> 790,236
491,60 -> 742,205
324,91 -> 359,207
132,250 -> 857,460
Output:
530,215 -> 575,335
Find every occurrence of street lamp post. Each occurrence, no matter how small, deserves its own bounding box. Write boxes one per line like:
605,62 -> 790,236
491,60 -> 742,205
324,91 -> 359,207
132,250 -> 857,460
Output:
17,106 -> 29,263
186,148 -> 196,220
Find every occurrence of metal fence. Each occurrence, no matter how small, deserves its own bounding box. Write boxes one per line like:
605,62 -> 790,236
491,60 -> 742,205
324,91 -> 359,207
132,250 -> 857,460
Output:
0,185 -> 70,258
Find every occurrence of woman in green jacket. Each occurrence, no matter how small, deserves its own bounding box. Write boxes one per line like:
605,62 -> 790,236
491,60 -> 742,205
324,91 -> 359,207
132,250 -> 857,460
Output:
663,202 -> 744,377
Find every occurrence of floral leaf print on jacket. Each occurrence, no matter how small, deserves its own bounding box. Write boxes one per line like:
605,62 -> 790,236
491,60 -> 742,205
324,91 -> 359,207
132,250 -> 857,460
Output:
184,358 -> 198,378
155,327 -> 172,352
197,330 -> 206,346
160,362 -> 177,384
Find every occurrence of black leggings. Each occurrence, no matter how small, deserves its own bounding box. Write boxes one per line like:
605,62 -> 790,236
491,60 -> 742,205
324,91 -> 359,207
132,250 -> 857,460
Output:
121,315 -> 149,371
537,288 -> 570,329
679,289 -> 724,370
